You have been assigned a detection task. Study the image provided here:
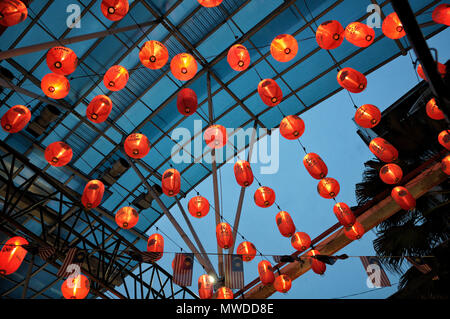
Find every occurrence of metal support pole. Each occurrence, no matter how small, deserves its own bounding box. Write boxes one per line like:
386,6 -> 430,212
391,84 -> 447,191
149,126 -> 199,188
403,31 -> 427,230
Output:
21,253 -> 35,299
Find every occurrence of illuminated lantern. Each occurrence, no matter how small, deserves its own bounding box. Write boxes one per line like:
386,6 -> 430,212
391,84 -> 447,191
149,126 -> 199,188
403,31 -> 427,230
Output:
273,274 -> 292,293
45,141 -> 73,167
382,12 -> 405,39
438,130 -> 450,150
204,124 -> 227,149
1,105 -> 31,133
270,34 -> 298,62
276,211 -> 296,238
279,115 -> 305,140
46,47 -> 78,75
161,168 -> 181,197
379,163 -> 403,185
0,236 -> 28,275
147,233 -> 164,261
234,160 -> 254,187
333,202 -> 355,227
315,20 -> 345,50
188,195 -> 210,218
290,232 -> 311,252
254,186 -> 276,208
391,186 -> 416,211
317,177 -> 340,199
258,260 -> 275,285
216,222 -> 233,249
227,44 -> 250,71
139,40 -> 169,70
124,133 -> 151,159
258,79 -> 282,107
177,88 -> 198,116
86,95 -> 112,123
426,98 -> 445,120
170,53 -> 198,81
115,206 -> 139,229
337,67 -> 367,93
103,65 -> 129,91
369,137 -> 398,163
308,250 -> 326,275
417,62 -> 446,81
81,180 -> 105,209
198,274 -> 214,299
100,0 -> 129,21
432,4 -> 450,26
344,22 -> 375,47
344,221 -> 365,241
303,153 -> 328,180
41,73 -> 70,99
0,0 -> 27,27
237,241 -> 256,262
61,274 -> 90,299
198,0 -> 223,7
441,155 -> 450,175
216,287 -> 233,299
354,104 -> 381,128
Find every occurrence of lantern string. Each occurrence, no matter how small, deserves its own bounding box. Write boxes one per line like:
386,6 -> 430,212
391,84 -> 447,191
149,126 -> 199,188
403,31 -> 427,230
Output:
253,68 -> 263,81
302,0 -> 319,30
128,12 -> 152,43
333,282 -> 399,299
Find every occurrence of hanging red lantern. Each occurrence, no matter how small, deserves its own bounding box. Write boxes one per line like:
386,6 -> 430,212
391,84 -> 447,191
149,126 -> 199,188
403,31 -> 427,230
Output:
198,274 -> 214,299
188,195 -> 210,218
139,40 -> 169,70
317,177 -> 340,199
308,250 -> 326,275
1,105 -> 31,133
432,4 -> 450,26
103,65 -> 129,91
216,286 -> 233,299
369,137 -> 399,163
333,202 -> 355,227
115,206 -> 139,229
438,130 -> 450,150
354,104 -> 381,128
441,155 -> 450,175
426,98 -> 445,120
273,274 -> 292,293
41,73 -> 70,99
315,20 -> 345,50
303,153 -> 328,180
391,186 -> 416,211
81,180 -> 105,209
100,0 -> 129,21
276,211 -> 296,238
61,274 -> 90,300
216,222 -> 233,249
417,62 -> 447,81
177,88 -> 198,116
204,124 -> 227,149
45,141 -> 73,167
344,22 -> 375,47
344,221 -> 365,241
337,67 -> 367,93
86,95 -> 112,123
198,0 -> 223,7
379,163 -> 403,185
0,0 -> 27,27
237,241 -> 256,262
170,53 -> 198,81
270,34 -> 298,62
46,47 -> 78,75
234,160 -> 254,187
291,232 -> 311,252
124,133 -> 151,159
258,79 -> 282,107
382,12 -> 405,39
254,186 -> 276,208
280,115 -> 305,140
161,168 -> 181,197
227,44 -> 250,72
258,260 -> 275,285
0,236 -> 28,275
147,233 -> 164,261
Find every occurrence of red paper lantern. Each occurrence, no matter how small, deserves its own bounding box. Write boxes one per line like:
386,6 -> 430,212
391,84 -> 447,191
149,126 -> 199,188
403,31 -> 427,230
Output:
61,274 -> 90,300
188,195 -> 210,218
115,206 -> 139,229
227,44 -> 251,71
303,153 -> 328,180
344,22 -> 375,47
46,46 -> 78,75
344,221 -> 365,241
317,177 -> 340,199
139,40 -> 169,70
234,160 -> 254,187
432,4 -> 450,26
417,62 -> 446,81
426,98 -> 445,120
45,141 -> 73,167
204,124 -> 227,149
439,130 -> 450,150
0,0 -> 27,27
216,222 -> 233,249
441,155 -> 450,175
354,104 -> 381,128
315,20 -> 345,50
81,180 -> 105,209
391,186 -> 416,211
216,286 -> 233,299
147,233 -> 164,261
369,137 -> 399,163
379,163 -> 403,185
0,236 -> 28,275
198,274 -> 214,299
276,211 -> 296,238
258,79 -> 282,107
198,0 -> 223,7
124,133 -> 151,159
308,249 -> 326,275
258,260 -> 275,285
382,12 -> 405,39
273,274 -> 292,293
254,186 -> 276,208
100,0 -> 129,21
86,95 -> 112,123
170,53 -> 198,81
291,232 -> 311,252
161,168 -> 181,197
177,88 -> 198,116
279,115 -> 305,140
333,202 -> 355,227
1,105 -> 31,133
237,241 -> 256,262
103,65 -> 129,91
337,67 -> 367,93
41,73 -> 70,99
270,34 -> 298,62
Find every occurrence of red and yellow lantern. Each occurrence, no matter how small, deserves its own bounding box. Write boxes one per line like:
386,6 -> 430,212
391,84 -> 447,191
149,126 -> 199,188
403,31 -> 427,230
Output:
234,160 -> 254,187
45,141 -> 73,167
188,195 -> 210,218
237,241 -> 256,262
124,133 -> 151,159
379,163 -> 403,185
216,286 -> 233,299
354,104 -> 381,128
0,0 -> 27,27
258,79 -> 282,107
308,249 -> 326,275
432,4 -> 450,26
276,211 -> 296,238
317,177 -> 340,199
81,180 -> 105,209
227,44 -> 250,71
417,62 -> 446,81
382,12 -> 405,39
198,274 -> 214,299
270,34 -> 298,62
439,130 -> 450,150
41,73 -> 70,99
291,232 -> 311,252
61,274 -> 90,299
426,98 -> 445,120
303,153 -> 328,180
333,202 -> 355,227
441,155 -> 450,175
100,0 -> 129,21
273,274 -> 292,293
46,46 -> 78,75
161,168 -> 181,197
1,105 -> 31,133
115,206 -> 139,229
86,95 -> 112,123
258,260 -> 275,285
337,67 -> 367,93
147,233 -> 164,261
103,65 -> 129,91
198,0 -> 223,7
315,20 -> 345,50
391,186 -> 416,211
344,221 -> 365,241
254,186 -> 276,208
0,236 -> 28,275
216,222 -> 233,249
204,124 -> 227,149
344,22 -> 375,47
177,88 -> 198,116
139,40 -> 169,70
369,137 -> 398,163
170,53 -> 198,81
279,115 -> 305,140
